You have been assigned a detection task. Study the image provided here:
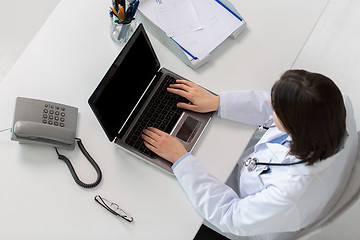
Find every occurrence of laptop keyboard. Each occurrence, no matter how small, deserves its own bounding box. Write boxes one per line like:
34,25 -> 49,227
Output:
124,75 -> 188,157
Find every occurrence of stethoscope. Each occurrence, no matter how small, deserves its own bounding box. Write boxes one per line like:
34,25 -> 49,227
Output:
244,116 -> 307,172
257,115 -> 273,131
245,157 -> 307,172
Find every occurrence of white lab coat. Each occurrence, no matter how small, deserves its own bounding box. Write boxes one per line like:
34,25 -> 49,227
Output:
172,90 -> 358,240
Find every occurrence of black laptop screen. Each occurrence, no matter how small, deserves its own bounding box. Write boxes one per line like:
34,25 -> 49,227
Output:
88,24 -> 160,141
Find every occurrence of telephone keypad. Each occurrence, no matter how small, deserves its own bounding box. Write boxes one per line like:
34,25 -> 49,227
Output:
42,103 -> 66,127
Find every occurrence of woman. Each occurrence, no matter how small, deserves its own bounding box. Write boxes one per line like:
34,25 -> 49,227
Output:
142,70 -> 358,239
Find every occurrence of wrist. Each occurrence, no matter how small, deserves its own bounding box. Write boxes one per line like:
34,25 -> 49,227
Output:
211,95 -> 220,111
170,149 -> 188,163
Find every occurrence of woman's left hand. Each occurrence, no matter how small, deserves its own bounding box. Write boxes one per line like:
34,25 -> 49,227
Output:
142,127 -> 187,164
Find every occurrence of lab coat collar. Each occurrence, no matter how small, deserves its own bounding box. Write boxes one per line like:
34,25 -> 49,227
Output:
265,141 -> 291,163
251,127 -> 292,164
254,126 -> 288,150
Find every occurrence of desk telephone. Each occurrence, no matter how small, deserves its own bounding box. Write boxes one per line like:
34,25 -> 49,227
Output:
11,97 -> 102,188
11,97 -> 78,149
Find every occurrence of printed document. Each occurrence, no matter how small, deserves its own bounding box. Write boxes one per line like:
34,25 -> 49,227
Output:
139,0 -> 243,60
173,0 -> 243,60
139,0 -> 202,37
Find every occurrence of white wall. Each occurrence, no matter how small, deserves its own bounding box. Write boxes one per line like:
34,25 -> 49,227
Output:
293,0 -> 360,238
293,0 -> 360,129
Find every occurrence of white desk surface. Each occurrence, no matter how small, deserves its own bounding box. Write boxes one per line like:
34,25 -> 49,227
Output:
0,0 -> 328,239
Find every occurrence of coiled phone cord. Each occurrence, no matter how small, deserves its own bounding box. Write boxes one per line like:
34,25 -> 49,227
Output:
55,138 -> 102,188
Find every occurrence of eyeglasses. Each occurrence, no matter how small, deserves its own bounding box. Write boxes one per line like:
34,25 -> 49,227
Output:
94,195 -> 134,222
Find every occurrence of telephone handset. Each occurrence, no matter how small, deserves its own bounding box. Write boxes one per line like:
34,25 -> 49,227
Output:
11,97 -> 78,149
11,97 -> 102,188
14,121 -> 75,145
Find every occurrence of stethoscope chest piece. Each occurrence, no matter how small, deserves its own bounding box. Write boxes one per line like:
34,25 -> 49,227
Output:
245,157 -> 258,172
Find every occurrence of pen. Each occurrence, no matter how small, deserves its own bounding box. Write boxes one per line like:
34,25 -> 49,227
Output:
115,18 -> 134,24
130,0 -> 140,19
124,0 -> 139,20
117,23 -> 130,40
118,0 -> 139,40
109,11 -> 116,32
124,2 -> 134,21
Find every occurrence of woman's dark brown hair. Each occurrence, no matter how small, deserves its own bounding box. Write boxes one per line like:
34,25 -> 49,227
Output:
271,70 -> 346,165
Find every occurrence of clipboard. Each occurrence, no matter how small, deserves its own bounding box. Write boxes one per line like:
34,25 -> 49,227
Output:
137,0 -> 246,70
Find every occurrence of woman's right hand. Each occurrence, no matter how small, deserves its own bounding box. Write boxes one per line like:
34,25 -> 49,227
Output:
168,80 -> 219,113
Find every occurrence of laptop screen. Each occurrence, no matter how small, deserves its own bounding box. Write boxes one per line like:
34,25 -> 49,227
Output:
88,24 -> 161,141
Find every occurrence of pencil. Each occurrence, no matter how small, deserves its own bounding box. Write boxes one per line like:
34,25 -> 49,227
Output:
109,7 -> 123,20
118,5 -> 125,20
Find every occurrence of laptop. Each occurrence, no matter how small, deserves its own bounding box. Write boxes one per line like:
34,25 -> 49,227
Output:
88,24 -> 213,173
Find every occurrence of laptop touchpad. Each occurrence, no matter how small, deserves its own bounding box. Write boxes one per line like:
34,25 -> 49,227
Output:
176,116 -> 201,143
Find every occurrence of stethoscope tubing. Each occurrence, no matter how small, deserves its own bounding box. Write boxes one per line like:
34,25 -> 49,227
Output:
245,116 -> 308,171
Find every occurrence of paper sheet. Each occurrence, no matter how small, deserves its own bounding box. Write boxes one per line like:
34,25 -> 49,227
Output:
172,0 -> 243,60
139,0 -> 202,37
139,0 -> 244,60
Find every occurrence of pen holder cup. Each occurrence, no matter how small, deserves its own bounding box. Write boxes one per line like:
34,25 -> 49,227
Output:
110,19 -> 138,44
